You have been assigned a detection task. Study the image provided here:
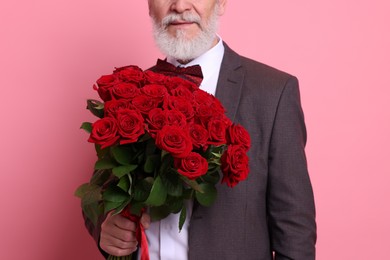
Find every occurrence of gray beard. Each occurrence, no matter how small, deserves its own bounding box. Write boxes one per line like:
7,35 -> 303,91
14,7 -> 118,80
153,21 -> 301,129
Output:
152,6 -> 219,61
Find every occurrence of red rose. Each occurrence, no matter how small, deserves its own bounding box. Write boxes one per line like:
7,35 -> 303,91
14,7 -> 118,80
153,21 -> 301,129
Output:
226,124 -> 251,151
96,74 -> 117,88
193,90 -> 215,106
146,108 -> 167,137
104,99 -> 132,117
112,83 -> 141,100
114,65 -> 142,73
194,103 -> 213,126
141,84 -> 168,105
219,114 -> 233,128
188,123 -> 209,150
166,96 -> 195,122
174,152 -> 208,180
207,119 -> 229,146
209,96 -> 225,114
193,90 -> 225,114
114,65 -> 144,85
144,70 -> 169,85
116,109 -> 145,144
170,85 -> 194,101
165,109 -> 187,128
155,125 -> 192,158
165,76 -> 199,92
131,94 -> 160,115
220,145 -> 250,188
95,74 -> 117,101
88,117 -> 120,149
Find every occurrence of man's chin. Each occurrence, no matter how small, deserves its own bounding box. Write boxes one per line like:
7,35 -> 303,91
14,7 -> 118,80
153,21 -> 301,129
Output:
154,26 -> 216,61
168,29 -> 199,42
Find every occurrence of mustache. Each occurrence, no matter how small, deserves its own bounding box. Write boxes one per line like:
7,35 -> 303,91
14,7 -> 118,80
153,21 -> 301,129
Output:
161,12 -> 202,28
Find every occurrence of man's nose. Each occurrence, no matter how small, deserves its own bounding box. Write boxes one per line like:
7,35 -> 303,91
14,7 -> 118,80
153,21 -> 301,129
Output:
170,0 -> 192,13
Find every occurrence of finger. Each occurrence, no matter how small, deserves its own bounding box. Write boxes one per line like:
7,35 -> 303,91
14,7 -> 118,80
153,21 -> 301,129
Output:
140,212 -> 151,230
100,227 -> 138,256
101,246 -> 135,257
101,217 -> 139,244
113,215 -> 138,232
104,212 -> 137,232
101,223 -> 138,243
101,231 -> 138,248
100,239 -> 138,257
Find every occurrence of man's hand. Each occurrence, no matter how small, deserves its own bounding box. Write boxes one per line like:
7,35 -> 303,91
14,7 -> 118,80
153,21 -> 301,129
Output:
99,211 -> 150,257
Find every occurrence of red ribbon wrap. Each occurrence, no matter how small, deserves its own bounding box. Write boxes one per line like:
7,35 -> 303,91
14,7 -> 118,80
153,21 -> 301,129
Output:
121,207 -> 149,260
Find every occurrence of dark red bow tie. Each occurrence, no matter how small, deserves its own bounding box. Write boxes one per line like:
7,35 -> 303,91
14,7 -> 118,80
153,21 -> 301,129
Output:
152,59 -> 204,86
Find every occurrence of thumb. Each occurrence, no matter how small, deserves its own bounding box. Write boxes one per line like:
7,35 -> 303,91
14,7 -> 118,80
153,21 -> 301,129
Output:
140,212 -> 151,229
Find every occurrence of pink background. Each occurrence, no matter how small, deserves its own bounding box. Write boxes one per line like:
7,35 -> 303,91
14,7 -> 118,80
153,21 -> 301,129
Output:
1,0 -> 389,259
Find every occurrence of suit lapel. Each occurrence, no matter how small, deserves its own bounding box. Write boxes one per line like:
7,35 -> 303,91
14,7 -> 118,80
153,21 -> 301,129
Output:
190,43 -> 245,218
215,43 -> 245,122
189,44 -> 246,259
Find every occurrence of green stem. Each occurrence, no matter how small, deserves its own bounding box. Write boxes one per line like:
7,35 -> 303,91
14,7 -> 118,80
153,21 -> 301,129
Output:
107,254 -> 133,260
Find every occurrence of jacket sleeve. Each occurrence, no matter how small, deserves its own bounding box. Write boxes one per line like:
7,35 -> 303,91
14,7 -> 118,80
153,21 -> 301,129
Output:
83,208 -> 109,258
267,76 -> 316,259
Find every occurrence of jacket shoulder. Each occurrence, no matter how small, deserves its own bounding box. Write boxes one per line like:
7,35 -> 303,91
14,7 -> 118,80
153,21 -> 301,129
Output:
239,55 -> 295,85
222,43 -> 297,91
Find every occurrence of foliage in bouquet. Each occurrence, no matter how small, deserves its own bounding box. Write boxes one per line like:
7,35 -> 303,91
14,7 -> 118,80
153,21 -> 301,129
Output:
75,65 -> 251,231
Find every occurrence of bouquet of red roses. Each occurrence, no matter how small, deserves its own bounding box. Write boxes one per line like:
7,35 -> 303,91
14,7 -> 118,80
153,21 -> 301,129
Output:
75,65 -> 250,260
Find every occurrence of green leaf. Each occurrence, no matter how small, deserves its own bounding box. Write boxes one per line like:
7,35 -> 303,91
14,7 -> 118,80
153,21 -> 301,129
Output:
145,137 -> 157,155
103,186 -> 130,202
75,183 -> 104,226
95,144 -> 109,159
201,170 -> 221,185
211,152 -> 223,158
111,199 -> 131,216
112,165 -> 138,178
111,146 -> 132,166
149,206 -> 171,221
203,145 -> 224,161
74,183 -> 91,198
87,99 -> 104,118
128,174 -> 133,196
82,201 -> 103,227
90,169 -> 112,186
179,204 -> 187,231
195,183 -> 217,206
129,202 -> 145,216
180,176 -> 204,193
104,200 -> 125,214
133,178 -> 153,202
117,174 -> 131,193
80,122 -> 92,133
138,132 -> 152,142
158,153 -> 173,178
161,170 -> 183,197
167,197 -> 183,213
145,176 -> 167,206
75,183 -> 102,204
183,189 -> 194,200
161,150 -> 170,159
144,154 -> 159,174
95,159 -> 117,170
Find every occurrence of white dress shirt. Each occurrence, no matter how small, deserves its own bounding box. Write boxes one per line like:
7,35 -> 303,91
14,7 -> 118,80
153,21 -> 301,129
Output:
138,36 -> 225,260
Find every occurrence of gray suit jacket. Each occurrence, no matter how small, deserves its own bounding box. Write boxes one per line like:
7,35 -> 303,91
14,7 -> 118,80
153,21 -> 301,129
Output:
187,43 -> 316,259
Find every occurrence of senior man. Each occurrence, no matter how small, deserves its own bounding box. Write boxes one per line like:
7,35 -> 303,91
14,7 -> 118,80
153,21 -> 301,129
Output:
85,0 -> 316,259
